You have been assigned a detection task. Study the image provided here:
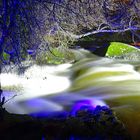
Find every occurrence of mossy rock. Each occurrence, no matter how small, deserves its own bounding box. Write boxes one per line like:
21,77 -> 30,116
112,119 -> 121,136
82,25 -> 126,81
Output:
106,42 -> 140,57
36,47 -> 75,65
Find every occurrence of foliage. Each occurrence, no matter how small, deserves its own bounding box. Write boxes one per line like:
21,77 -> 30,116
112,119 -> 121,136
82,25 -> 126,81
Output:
44,28 -> 76,48
0,0 -> 140,65
36,46 -> 75,65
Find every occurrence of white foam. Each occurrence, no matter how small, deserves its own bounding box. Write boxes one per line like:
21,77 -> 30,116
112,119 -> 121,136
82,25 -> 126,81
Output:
1,64 -> 72,100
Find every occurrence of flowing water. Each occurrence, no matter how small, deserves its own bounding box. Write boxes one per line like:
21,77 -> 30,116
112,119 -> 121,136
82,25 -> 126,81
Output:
1,53 -> 140,139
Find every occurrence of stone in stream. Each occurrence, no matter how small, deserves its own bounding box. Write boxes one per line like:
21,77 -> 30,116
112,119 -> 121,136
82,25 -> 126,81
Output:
74,29 -> 140,57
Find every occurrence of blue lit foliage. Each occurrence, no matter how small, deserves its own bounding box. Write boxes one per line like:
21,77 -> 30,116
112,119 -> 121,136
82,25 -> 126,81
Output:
0,1 -> 37,64
0,0 -> 63,64
0,0 -> 140,64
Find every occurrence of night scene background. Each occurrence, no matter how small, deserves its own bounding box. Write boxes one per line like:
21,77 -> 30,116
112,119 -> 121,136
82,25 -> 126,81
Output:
0,0 -> 140,140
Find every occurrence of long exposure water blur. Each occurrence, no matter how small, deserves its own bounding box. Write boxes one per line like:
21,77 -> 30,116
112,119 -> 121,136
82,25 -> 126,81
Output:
1,51 -> 140,138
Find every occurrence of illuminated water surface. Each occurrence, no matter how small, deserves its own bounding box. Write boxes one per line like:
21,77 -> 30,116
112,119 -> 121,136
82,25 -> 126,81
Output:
1,55 -> 140,138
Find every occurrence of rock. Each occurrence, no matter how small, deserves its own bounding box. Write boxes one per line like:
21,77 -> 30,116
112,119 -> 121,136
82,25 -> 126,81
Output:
0,106 -> 131,139
74,30 -> 140,56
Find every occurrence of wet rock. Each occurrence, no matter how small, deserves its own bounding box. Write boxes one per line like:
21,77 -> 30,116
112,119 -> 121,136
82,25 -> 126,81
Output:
0,106 -> 131,140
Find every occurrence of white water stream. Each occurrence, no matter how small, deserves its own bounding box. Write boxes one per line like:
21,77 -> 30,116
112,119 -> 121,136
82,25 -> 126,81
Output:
1,55 -> 140,138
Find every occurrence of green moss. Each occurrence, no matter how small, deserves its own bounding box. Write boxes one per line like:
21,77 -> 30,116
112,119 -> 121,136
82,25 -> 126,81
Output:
106,42 -> 140,57
36,46 -> 76,65
3,52 -> 10,61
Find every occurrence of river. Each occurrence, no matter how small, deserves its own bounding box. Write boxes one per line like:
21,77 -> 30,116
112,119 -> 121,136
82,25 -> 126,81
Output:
1,53 -> 140,139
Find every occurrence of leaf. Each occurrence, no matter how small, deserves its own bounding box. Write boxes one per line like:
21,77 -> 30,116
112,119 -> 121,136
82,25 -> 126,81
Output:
106,42 -> 140,57
3,52 -> 10,61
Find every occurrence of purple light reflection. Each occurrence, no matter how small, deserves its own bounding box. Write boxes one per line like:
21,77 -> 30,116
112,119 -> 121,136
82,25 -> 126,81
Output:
26,98 -> 67,118
25,98 -> 63,112
70,99 -> 107,117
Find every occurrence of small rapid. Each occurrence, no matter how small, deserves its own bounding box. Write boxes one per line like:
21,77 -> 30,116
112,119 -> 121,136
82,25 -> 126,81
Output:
1,54 -> 140,138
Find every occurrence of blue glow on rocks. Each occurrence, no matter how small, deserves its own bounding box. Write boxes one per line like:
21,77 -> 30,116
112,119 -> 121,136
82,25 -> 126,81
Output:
70,99 -> 107,117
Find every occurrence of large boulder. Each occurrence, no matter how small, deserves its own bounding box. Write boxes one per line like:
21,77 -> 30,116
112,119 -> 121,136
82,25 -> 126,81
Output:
74,30 -> 140,56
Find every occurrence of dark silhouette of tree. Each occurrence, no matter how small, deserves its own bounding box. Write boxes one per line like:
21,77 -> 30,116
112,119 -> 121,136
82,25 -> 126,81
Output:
1,1 -> 44,64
